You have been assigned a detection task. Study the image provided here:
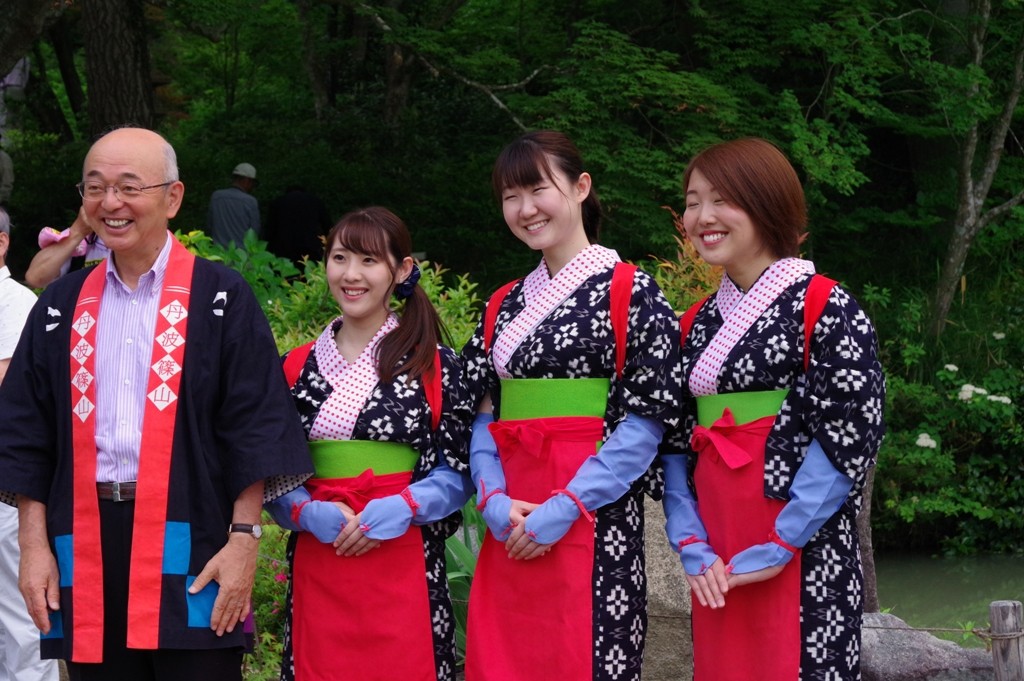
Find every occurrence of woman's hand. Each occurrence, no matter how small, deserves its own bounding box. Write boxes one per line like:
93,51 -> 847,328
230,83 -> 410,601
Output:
503,499 -> 549,559
333,511 -> 381,557
727,564 -> 784,589
685,557 -> 729,609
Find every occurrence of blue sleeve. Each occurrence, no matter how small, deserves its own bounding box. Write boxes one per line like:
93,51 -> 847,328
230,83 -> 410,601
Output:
522,412 -> 664,545
469,412 -> 506,497
565,411 -> 664,510
776,439 -> 854,546
662,453 -> 720,575
728,439 -> 854,573
407,461 -> 475,526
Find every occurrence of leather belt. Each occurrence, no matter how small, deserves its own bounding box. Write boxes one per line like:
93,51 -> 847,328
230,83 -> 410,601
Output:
97,481 -> 137,502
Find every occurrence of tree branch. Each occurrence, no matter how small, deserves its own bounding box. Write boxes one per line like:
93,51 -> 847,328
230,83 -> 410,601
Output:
975,25 -> 1024,204
976,186 -> 1024,232
356,1 -> 544,131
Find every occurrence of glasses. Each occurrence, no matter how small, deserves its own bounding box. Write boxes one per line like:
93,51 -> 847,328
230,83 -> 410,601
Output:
76,181 -> 173,201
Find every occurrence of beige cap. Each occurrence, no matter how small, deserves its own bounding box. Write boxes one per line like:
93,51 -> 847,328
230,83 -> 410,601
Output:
231,162 -> 257,179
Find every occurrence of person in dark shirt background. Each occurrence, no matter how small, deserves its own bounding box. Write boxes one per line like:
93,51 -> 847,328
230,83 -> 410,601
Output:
264,185 -> 332,268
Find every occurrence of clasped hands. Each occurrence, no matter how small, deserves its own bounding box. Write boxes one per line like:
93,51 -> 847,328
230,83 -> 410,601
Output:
684,543 -> 791,610
480,491 -> 582,560
295,498 -> 381,556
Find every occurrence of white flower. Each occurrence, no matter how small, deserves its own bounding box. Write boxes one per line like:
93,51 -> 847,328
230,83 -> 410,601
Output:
954,382 -> 978,399
987,395 -> 1012,405
915,433 -> 938,449
993,332 -> 1006,340
944,364 -> 959,372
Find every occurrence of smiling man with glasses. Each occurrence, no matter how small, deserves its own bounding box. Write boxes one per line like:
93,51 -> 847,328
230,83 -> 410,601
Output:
0,127 -> 313,681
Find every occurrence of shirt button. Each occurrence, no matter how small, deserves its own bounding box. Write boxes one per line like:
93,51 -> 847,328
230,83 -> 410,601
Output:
126,338 -> 133,344
124,379 -> 130,385
132,300 -> 139,305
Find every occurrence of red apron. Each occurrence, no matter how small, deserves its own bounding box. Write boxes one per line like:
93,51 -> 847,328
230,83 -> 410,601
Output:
464,416 -> 605,681
291,469 -> 436,681
690,408 -> 802,680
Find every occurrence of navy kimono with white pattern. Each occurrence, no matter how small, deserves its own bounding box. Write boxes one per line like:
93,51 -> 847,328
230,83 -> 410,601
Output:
279,323 -> 472,681
669,272 -> 885,681
462,265 -> 681,681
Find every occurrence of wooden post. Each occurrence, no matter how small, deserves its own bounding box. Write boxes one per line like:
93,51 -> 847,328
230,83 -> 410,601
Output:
991,600 -> 1024,681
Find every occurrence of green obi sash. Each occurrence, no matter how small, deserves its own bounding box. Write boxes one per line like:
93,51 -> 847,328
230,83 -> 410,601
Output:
308,440 -> 419,479
695,389 -> 789,428
499,378 -> 609,420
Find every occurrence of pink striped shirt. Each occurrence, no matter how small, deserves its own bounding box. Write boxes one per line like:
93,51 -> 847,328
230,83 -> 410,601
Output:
93,234 -> 172,483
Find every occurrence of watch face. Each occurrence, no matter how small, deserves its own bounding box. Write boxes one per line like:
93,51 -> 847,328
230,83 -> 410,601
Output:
251,524 -> 263,539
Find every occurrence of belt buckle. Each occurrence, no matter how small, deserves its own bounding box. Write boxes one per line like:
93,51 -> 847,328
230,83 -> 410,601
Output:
110,481 -> 124,502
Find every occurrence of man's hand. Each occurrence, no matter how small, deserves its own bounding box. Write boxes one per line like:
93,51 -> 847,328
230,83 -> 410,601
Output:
188,534 -> 258,636
19,544 -> 60,633
189,480 -> 263,636
17,497 -> 60,633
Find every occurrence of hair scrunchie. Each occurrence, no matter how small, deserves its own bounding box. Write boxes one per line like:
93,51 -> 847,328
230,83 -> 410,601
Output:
395,263 -> 421,300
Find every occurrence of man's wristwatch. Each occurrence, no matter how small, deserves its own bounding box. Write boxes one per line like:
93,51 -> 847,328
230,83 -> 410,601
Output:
227,523 -> 263,540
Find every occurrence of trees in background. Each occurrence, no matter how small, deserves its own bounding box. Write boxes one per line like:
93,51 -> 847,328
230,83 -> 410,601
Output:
2,0 -> 1022,554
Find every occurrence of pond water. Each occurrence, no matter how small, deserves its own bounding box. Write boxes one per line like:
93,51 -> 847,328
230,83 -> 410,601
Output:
875,552 -> 1024,648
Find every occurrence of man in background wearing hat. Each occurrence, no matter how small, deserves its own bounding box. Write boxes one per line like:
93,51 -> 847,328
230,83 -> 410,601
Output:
206,162 -> 259,249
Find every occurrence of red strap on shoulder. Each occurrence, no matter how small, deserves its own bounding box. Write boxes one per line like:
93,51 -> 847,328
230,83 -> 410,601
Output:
609,263 -> 637,379
803,274 -> 837,372
678,296 -> 710,349
483,279 -> 520,353
283,341 -> 315,388
424,347 -> 443,431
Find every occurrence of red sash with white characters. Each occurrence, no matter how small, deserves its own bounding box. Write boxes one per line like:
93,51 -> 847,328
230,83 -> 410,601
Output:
69,235 -> 194,660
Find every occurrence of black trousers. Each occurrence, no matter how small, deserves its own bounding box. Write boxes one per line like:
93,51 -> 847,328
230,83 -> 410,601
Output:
67,499 -> 243,681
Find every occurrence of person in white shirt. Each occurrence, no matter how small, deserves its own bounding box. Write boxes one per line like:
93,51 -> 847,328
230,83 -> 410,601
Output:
0,206 -> 59,681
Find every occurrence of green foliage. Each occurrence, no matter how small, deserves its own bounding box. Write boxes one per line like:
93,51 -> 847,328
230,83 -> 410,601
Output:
531,21 -> 741,259
263,257 -> 334,353
646,208 -> 721,312
176,229 -> 300,310
444,501 -> 485,667
874,366 -> 1024,555
244,521 -> 290,680
859,284 -> 929,381
417,262 -> 483,351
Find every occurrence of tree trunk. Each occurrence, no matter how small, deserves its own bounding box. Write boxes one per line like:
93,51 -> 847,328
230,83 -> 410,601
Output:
928,1 -> 1024,338
81,0 -> 155,136
48,13 -> 87,119
23,44 -> 75,142
383,44 -> 413,127
381,0 -> 412,127
930,218 -> 977,337
858,467 -> 879,613
0,0 -> 66,79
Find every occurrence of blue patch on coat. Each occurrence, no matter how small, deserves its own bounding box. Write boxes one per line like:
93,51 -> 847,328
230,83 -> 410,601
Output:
185,576 -> 218,628
41,611 -> 63,640
162,522 -> 191,575
54,535 -> 73,588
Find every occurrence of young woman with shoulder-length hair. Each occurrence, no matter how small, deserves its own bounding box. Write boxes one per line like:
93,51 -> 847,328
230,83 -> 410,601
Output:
265,207 -> 474,681
663,138 -> 885,680
461,131 -> 681,681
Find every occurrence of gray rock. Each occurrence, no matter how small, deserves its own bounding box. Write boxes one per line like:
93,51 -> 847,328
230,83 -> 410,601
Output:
862,612 -> 993,681
639,500 -> 994,681
643,496 -> 694,681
